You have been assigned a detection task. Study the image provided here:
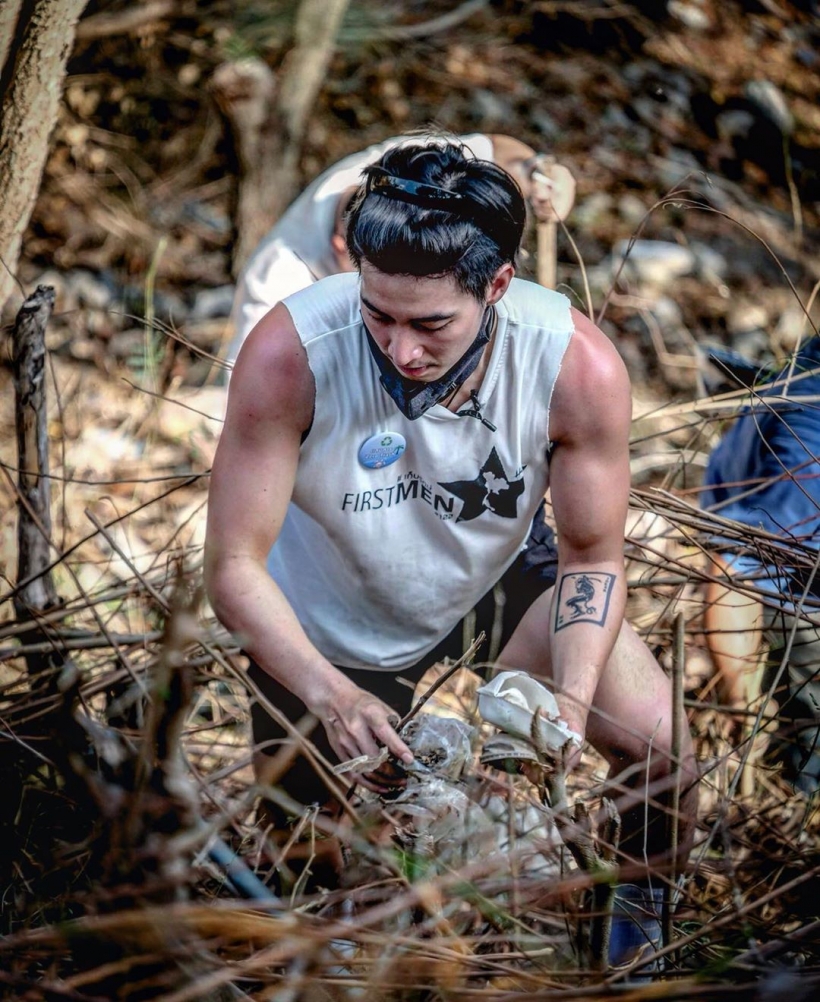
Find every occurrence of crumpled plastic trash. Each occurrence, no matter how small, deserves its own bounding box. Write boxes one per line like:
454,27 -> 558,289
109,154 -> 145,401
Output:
477,670 -> 582,752
388,776 -> 493,857
378,715 -> 493,869
400,713 -> 474,781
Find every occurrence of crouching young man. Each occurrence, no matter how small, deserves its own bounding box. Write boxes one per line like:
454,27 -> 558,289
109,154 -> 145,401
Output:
205,137 -> 698,971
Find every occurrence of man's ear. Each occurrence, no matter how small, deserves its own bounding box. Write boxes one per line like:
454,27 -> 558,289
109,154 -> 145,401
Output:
486,263 -> 515,305
331,231 -> 356,273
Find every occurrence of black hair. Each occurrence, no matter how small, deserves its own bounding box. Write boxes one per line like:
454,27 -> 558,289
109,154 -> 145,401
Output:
345,139 -> 526,301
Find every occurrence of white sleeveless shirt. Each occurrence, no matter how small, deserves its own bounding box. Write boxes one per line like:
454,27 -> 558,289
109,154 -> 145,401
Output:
268,273 -> 573,671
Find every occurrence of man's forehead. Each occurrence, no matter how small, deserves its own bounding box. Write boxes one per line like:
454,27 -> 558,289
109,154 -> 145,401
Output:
360,290 -> 456,322
359,274 -> 467,322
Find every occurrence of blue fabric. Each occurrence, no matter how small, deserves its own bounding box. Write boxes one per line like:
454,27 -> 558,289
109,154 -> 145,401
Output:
701,338 -> 820,604
608,884 -> 664,977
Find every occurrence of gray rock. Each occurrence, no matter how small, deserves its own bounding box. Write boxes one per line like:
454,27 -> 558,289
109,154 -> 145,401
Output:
119,285 -> 188,324
181,199 -> 231,236
573,192 -> 614,230
617,194 -> 648,229
530,109 -> 559,141
584,263 -> 617,300
647,295 -> 684,328
600,102 -> 633,131
731,327 -> 772,362
67,338 -> 99,362
773,303 -> 810,354
726,302 -> 769,338
796,45 -> 819,69
691,242 -> 729,280
613,239 -> 697,288
471,88 -> 514,124
716,108 -> 756,142
745,79 -> 794,135
668,0 -> 712,31
654,148 -> 703,191
109,328 -> 146,363
191,285 -> 236,321
69,269 -> 114,311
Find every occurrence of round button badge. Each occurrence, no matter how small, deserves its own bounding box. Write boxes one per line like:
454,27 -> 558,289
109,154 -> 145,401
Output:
358,431 -> 407,469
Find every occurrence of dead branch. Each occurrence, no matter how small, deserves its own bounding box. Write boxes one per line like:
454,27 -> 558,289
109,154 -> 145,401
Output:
210,57 -> 281,275
12,285 -> 58,620
375,0 -> 488,40
276,0 -> 353,146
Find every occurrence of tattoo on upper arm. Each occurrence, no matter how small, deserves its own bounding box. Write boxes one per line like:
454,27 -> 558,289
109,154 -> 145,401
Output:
554,572 -> 615,631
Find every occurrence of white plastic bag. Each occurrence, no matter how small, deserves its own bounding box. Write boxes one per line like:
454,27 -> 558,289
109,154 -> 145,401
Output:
477,670 -> 582,751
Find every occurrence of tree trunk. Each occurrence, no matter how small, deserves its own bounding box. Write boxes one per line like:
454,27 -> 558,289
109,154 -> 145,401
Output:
0,0 -> 25,78
0,0 -> 89,314
212,0 -> 352,275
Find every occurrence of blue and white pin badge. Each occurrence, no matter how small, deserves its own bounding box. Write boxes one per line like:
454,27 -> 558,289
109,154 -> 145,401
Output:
358,431 -> 407,469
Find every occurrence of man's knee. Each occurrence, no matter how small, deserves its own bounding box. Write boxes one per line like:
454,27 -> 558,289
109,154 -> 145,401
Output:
591,675 -> 695,792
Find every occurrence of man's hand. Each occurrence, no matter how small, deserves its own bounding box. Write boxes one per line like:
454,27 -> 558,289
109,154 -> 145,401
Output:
527,156 -> 576,223
488,136 -> 576,224
313,679 -> 414,793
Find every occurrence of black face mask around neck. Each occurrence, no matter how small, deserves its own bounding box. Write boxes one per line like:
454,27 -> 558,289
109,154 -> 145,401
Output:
364,306 -> 495,421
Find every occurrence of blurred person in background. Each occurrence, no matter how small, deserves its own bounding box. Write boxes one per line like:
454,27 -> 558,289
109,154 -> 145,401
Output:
701,339 -> 820,795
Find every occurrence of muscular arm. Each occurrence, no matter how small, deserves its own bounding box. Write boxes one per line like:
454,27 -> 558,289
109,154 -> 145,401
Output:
545,308 -> 632,739
495,309 -> 631,743
205,306 -> 413,772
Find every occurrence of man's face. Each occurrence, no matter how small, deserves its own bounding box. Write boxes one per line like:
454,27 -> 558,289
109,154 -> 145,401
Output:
359,261 -> 505,382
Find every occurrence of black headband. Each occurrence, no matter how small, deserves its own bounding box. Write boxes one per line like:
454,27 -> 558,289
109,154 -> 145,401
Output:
365,169 -> 511,252
367,171 -> 468,210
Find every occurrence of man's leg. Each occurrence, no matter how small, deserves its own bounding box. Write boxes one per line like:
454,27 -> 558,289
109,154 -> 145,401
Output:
497,592 -> 698,973
703,554 -> 765,709
583,620 -> 698,871
248,660 -> 431,891
760,608 -> 820,795
498,603 -> 697,870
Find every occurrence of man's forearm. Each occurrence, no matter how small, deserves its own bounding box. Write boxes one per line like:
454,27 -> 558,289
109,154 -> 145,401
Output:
549,562 -> 626,737
206,552 -> 415,771
205,553 -> 348,714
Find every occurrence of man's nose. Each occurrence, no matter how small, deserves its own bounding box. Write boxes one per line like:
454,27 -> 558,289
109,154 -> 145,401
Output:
388,329 -> 423,367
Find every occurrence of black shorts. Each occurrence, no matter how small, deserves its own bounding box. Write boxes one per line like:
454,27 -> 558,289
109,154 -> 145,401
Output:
248,508 -> 558,817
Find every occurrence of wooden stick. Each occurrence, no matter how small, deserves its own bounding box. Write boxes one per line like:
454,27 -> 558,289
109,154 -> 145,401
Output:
398,632 -> 485,729
663,610 -> 685,959
537,219 -> 557,290
12,285 -> 58,627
